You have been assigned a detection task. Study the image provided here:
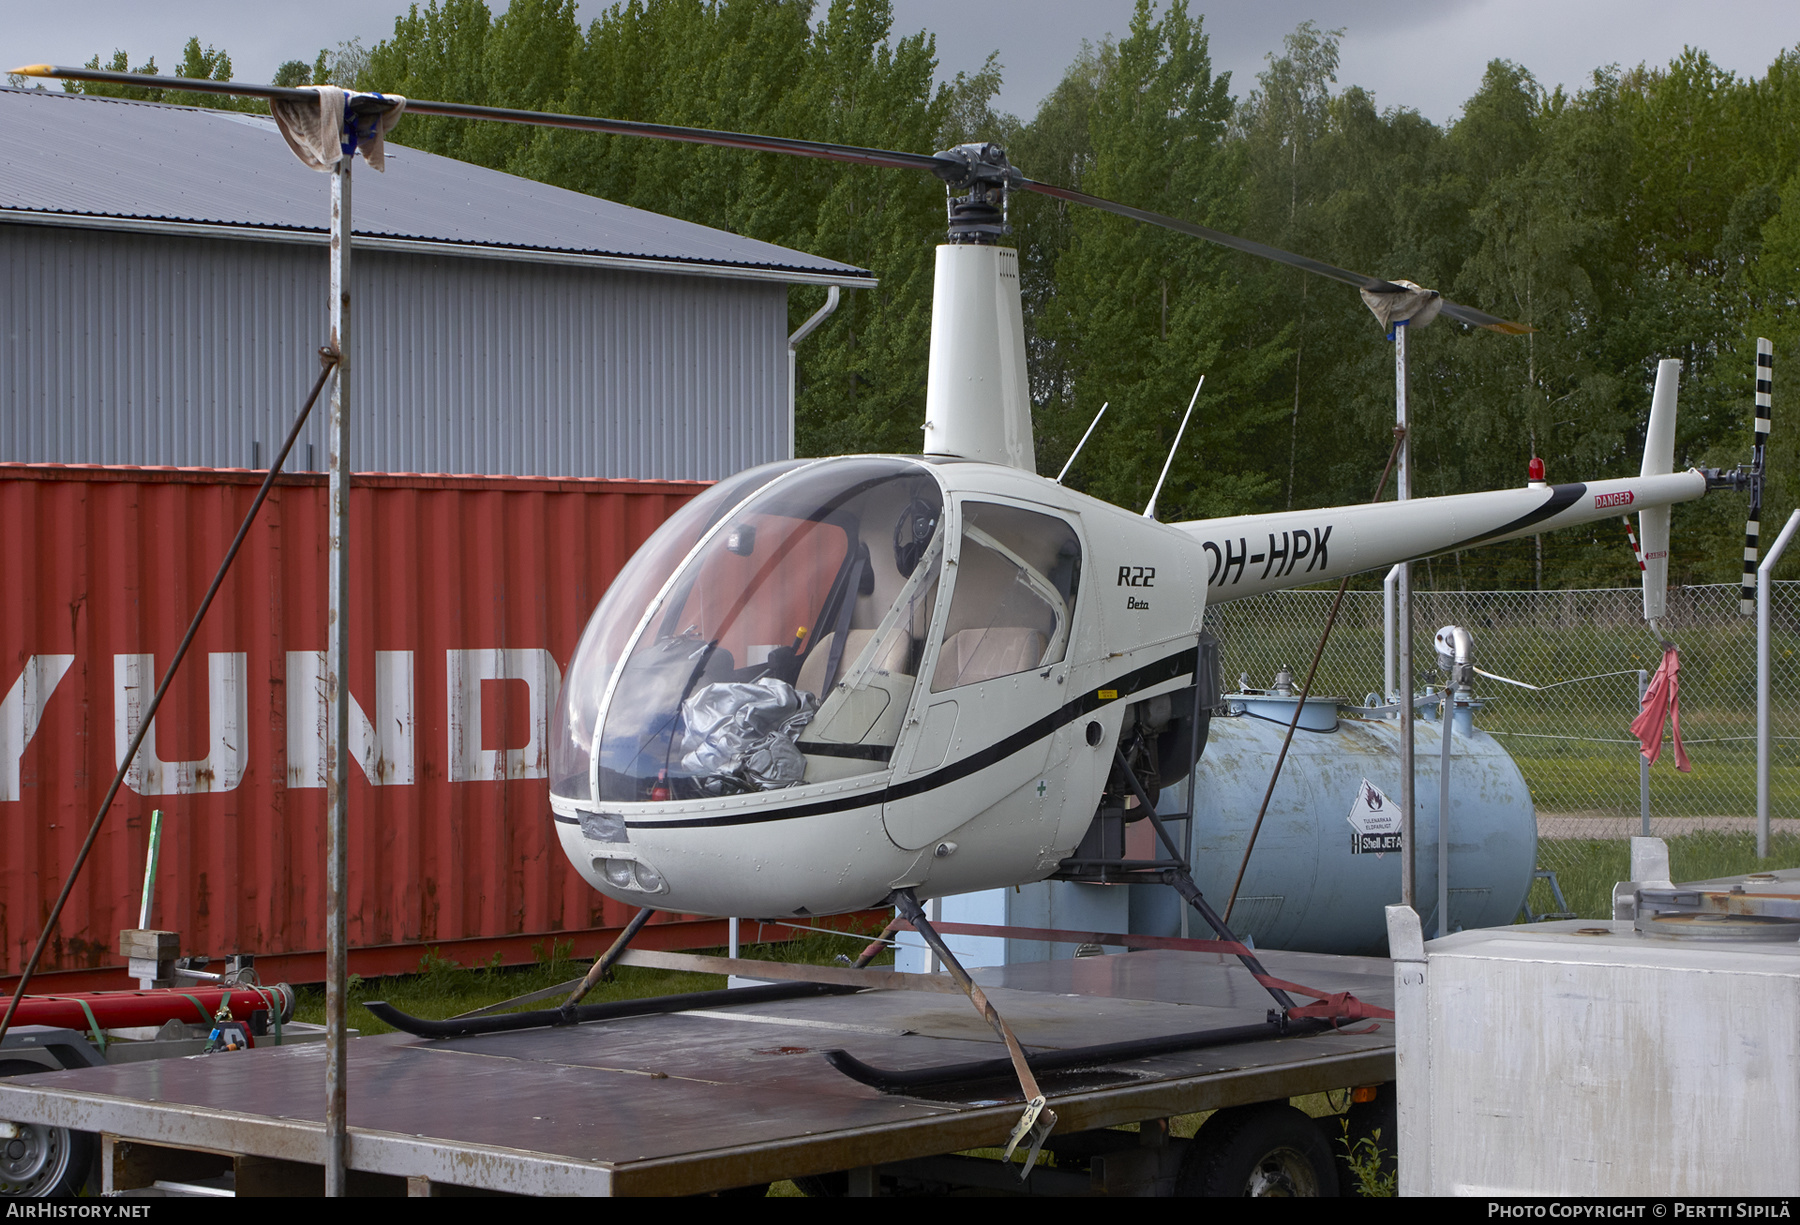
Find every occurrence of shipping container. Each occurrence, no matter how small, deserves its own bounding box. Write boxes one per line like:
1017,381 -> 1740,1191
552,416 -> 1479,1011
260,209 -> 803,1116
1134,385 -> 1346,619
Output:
0,463 -> 735,986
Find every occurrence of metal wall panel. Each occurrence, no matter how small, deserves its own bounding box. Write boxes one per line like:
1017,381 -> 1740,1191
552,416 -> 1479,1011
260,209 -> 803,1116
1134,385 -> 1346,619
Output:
1,223 -> 790,479
2,87 -> 872,283
0,463 -> 706,978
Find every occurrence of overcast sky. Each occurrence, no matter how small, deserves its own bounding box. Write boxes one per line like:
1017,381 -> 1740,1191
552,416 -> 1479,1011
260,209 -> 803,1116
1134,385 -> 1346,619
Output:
7,1 -> 1797,129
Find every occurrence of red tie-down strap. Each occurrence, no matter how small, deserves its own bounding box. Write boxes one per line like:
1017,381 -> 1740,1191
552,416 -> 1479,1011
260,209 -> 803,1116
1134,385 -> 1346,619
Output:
911,919 -> 1396,1022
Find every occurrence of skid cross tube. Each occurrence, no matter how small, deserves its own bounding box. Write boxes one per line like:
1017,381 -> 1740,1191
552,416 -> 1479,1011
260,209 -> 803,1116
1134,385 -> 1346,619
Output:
1108,748 -> 1298,1017
560,905 -> 657,1016
888,890 -> 1056,1175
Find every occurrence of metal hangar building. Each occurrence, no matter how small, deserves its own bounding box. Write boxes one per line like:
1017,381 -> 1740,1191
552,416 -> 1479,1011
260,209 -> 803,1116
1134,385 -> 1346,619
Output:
0,86 -> 872,480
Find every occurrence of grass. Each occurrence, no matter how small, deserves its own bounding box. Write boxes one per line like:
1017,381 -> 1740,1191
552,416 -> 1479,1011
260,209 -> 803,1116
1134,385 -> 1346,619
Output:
292,923 -> 893,1036
1529,831 -> 1800,919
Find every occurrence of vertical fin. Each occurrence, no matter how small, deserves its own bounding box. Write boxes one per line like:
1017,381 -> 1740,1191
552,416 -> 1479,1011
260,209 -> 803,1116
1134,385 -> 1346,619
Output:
1639,359 -> 1680,626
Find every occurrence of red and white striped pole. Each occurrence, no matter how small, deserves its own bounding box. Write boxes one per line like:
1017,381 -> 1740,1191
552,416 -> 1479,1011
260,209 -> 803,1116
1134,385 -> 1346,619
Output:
1741,338 -> 1773,614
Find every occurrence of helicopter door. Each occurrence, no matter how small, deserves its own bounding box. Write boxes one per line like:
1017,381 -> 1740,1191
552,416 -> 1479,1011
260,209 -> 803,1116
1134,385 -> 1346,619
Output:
884,501 -> 1082,851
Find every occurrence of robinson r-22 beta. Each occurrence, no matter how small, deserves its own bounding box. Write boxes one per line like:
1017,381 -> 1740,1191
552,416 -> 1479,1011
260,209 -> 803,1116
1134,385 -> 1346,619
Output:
13,62 -> 1755,1165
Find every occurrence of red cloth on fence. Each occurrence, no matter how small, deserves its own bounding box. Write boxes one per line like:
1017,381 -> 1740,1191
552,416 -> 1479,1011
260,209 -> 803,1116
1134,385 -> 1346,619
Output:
1630,644 -> 1692,773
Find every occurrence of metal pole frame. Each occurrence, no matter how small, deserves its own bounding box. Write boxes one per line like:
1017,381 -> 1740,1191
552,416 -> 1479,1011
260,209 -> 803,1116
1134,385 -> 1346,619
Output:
1396,320 -> 1416,911
324,154 -> 352,1198
1758,510 -> 1800,858
1438,688 -> 1452,938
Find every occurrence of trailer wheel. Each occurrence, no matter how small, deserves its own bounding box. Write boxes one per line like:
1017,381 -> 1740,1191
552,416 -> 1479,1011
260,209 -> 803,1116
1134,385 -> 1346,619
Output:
1176,1102 -> 1338,1197
0,1060 -> 96,1197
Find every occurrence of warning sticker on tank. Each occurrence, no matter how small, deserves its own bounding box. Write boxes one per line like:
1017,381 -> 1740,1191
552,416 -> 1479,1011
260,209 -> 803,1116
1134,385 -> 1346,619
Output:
1347,779 -> 1402,856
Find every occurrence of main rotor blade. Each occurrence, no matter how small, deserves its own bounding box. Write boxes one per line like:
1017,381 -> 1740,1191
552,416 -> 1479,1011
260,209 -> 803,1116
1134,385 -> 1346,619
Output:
10,64 -> 955,176
1020,178 -> 1530,335
15,62 -> 1530,334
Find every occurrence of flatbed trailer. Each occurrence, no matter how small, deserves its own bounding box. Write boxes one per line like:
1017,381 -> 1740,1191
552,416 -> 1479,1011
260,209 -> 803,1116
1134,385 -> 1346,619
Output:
0,948 -> 1394,1197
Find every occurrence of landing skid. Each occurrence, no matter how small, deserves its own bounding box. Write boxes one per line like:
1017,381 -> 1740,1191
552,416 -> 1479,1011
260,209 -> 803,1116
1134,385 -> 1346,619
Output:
364,979 -> 858,1040
823,1016 -> 1333,1093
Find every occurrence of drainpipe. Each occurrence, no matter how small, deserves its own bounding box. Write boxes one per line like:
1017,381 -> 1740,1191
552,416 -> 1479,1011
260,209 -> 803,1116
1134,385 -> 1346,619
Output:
787,286 -> 841,460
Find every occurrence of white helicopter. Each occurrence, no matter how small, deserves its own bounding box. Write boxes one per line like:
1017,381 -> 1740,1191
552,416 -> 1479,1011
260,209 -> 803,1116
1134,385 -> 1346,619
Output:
540,149 -> 1706,925
14,63 -> 1741,1160
18,62 -> 1714,935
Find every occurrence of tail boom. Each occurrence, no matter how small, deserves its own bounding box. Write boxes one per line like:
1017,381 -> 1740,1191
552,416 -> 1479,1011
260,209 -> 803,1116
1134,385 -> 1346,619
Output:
1175,471 -> 1708,603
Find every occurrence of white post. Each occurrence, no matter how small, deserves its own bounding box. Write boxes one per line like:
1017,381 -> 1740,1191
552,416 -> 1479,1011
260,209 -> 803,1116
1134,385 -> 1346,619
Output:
1396,321 -> 1416,910
1383,565 -> 1402,704
1438,689 -> 1452,937
1385,904 -> 1430,1195
1759,510 -> 1800,857
324,153 -> 351,1199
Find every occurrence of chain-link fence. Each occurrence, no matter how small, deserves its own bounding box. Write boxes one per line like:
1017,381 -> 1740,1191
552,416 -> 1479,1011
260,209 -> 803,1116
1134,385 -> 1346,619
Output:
1204,582 -> 1800,917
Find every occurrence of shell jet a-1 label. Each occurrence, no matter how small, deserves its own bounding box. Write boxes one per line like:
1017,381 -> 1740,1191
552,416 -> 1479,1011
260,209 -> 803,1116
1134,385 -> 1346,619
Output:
1347,779 -> 1403,856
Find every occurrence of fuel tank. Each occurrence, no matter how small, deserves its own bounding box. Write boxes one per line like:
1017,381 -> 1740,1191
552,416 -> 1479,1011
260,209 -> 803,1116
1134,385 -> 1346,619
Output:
1178,691 -> 1536,955
900,689 -> 1538,970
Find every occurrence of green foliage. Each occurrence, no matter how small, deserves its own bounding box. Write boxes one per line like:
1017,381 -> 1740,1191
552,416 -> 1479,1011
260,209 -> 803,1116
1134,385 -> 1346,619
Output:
65,40 -> 256,110
415,947 -> 462,978
272,60 -> 313,88
532,937 -> 575,967
67,50 -> 161,100
1032,1 -> 1287,517
1337,1120 -> 1398,1197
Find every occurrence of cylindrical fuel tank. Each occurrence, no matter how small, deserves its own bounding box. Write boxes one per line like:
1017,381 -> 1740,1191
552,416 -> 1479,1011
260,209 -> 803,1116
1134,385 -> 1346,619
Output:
1174,693 -> 1536,956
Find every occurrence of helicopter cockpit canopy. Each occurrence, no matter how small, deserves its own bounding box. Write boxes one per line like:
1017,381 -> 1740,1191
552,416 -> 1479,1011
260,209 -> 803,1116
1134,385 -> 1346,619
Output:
550,458 -> 953,808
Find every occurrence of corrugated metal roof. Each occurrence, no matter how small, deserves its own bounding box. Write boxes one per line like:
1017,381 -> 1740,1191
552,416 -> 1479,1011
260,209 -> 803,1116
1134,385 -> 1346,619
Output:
0,86 -> 872,282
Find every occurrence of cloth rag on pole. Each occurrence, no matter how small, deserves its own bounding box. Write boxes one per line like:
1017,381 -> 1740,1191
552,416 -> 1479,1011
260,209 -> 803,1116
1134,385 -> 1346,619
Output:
1630,643 -> 1691,773
1359,279 -> 1444,333
271,86 -> 407,172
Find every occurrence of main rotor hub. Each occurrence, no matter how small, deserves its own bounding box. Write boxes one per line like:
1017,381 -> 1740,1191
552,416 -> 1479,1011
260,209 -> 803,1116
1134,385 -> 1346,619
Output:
933,142 -> 1020,245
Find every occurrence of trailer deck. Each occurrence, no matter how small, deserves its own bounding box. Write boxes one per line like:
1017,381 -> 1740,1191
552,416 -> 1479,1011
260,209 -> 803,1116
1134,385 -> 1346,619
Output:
0,948 -> 1394,1196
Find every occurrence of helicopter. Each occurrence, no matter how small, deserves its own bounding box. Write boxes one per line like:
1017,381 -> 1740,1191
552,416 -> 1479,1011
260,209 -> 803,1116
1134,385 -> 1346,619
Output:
12,61 -> 1716,928
538,152 -> 1707,925
10,63 -> 1742,1167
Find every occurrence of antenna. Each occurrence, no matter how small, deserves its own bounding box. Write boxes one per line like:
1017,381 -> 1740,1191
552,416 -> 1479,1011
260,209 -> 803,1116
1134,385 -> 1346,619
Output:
1142,377 -> 1204,520
1055,402 -> 1109,484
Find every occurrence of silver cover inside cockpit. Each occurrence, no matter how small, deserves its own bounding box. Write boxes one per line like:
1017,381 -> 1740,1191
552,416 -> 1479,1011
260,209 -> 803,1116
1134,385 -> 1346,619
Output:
550,458 -> 946,808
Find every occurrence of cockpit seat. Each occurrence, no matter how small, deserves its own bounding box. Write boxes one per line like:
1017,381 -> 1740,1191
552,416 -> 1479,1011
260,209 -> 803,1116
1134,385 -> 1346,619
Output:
930,627 -> 1049,691
796,629 -> 912,697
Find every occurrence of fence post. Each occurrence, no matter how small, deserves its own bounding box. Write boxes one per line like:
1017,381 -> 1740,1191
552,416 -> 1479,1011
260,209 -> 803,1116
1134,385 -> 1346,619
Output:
1759,511 -> 1800,858
1638,669 -> 1650,838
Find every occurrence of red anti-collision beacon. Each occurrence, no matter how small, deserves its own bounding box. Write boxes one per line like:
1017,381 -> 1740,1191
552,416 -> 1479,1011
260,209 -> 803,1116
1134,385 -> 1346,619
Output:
1527,457 -> 1546,488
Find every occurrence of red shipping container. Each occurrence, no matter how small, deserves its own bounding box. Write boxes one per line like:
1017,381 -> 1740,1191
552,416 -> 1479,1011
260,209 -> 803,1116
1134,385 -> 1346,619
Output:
0,463 -> 734,987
